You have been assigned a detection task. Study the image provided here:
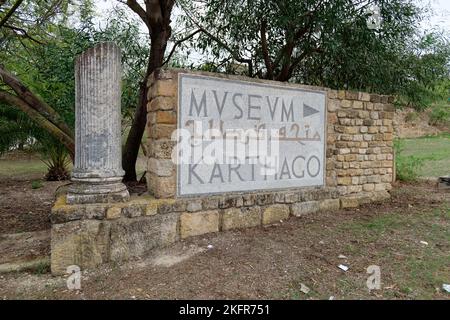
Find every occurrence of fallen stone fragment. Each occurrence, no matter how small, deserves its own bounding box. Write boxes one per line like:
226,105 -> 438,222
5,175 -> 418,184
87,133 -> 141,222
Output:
338,264 -> 349,271
300,283 -> 310,294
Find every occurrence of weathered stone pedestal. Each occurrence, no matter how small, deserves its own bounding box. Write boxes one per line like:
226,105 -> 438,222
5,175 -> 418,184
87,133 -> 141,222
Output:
67,42 -> 129,204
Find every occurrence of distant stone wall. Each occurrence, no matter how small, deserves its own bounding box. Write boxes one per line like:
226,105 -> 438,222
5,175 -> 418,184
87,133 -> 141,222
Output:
394,107 -> 441,138
50,69 -> 395,275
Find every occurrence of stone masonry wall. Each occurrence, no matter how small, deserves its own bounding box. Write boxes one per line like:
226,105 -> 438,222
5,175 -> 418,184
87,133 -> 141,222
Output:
50,69 -> 394,275
146,69 -> 394,203
326,90 -> 395,205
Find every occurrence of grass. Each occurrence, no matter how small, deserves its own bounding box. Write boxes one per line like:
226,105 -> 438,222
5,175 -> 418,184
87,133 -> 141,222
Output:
0,159 -> 48,178
23,260 -> 51,275
339,204 -> 450,299
398,133 -> 450,177
0,157 -> 147,180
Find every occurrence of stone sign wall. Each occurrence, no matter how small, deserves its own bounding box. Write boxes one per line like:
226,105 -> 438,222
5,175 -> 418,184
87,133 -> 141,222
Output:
177,73 -> 326,196
51,68 -> 395,275
147,69 -> 394,201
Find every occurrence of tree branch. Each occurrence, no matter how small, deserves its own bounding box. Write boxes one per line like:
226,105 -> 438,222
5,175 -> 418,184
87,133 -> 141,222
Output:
178,1 -> 253,76
287,46 -> 323,80
200,26 -> 253,76
162,28 -> 201,66
0,65 -> 73,139
0,90 -> 74,157
125,0 -> 151,31
0,0 -> 23,28
260,19 -> 273,79
3,24 -> 43,44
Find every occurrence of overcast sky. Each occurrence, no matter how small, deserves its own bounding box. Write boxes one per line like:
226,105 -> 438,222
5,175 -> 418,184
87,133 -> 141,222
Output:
423,0 -> 450,31
95,0 -> 450,33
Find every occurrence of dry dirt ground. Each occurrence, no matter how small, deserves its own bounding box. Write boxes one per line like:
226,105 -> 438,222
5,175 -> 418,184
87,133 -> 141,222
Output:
0,178 -> 449,300
0,178 -> 65,270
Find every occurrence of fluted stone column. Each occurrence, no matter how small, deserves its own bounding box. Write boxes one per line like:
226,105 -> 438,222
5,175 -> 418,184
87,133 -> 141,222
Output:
67,42 -> 129,204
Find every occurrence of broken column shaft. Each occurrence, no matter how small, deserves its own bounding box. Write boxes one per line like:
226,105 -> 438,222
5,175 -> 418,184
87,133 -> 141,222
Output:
67,42 -> 129,204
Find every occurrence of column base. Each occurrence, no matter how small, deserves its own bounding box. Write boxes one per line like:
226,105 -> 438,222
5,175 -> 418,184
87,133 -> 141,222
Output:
67,177 -> 130,204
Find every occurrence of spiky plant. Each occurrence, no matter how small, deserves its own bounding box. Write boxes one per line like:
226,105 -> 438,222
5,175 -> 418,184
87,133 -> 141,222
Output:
40,142 -> 71,181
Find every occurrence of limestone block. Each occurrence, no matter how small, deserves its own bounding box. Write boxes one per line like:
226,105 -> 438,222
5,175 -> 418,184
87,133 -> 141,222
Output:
341,100 -> 352,108
109,214 -> 179,262
148,96 -> 176,112
51,200 -> 106,223
256,194 -> 275,206
219,197 -> 237,209
319,199 -> 341,211
186,200 -> 203,212
243,194 -> 256,206
148,158 -> 174,177
338,90 -> 346,99
262,204 -> 290,224
274,193 -> 285,203
222,207 -> 261,231
122,205 -> 145,218
147,173 -> 176,198
148,140 -> 175,159
150,80 -> 177,98
337,177 -> 352,185
151,124 -> 176,140
370,94 -> 381,103
328,99 -> 339,112
345,91 -> 359,100
171,200 -> 187,212
51,220 -> 110,275
340,197 -> 360,208
106,207 -> 122,220
202,197 -> 219,210
155,111 -> 176,124
363,183 -> 375,192
359,92 -> 371,101
328,90 -> 339,99
284,192 -> 299,203
180,210 -> 219,238
145,202 -> 158,216
353,101 -> 363,109
291,201 -> 320,217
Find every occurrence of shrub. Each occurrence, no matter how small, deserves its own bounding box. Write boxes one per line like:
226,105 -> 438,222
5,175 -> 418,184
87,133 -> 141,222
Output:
405,112 -> 418,123
429,105 -> 450,126
394,140 -> 425,181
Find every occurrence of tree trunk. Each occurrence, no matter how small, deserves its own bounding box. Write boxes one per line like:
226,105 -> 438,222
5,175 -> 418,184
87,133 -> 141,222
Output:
122,27 -> 169,182
121,81 -> 148,182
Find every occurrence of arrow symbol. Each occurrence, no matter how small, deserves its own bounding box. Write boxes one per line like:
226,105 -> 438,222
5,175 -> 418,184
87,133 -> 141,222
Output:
303,103 -> 320,118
